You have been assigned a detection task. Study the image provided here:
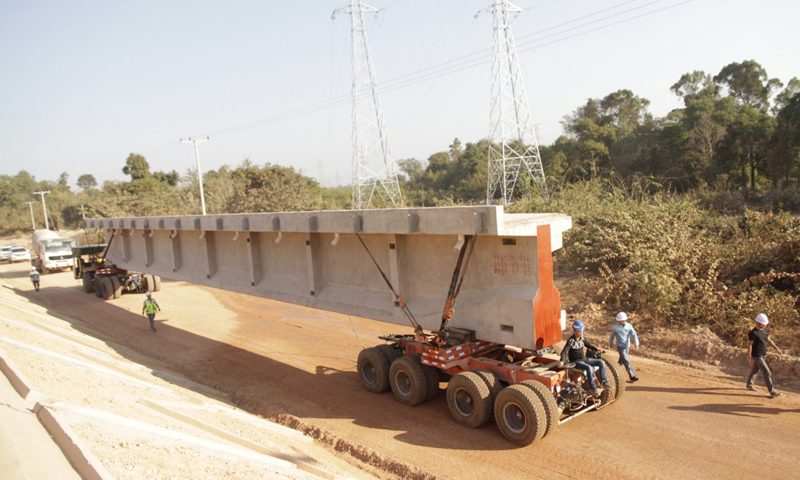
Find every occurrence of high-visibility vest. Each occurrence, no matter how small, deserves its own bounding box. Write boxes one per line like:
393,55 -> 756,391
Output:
144,299 -> 158,314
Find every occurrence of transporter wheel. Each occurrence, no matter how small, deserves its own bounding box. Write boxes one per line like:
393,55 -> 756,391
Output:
600,353 -> 625,401
494,385 -> 546,446
357,347 -> 391,393
473,368 -> 502,402
446,372 -> 493,428
94,276 -> 105,298
375,344 -> 402,363
422,363 -> 440,401
100,276 -> 114,300
389,355 -> 429,406
519,380 -> 560,438
110,276 -> 122,299
82,272 -> 95,293
152,275 -> 162,292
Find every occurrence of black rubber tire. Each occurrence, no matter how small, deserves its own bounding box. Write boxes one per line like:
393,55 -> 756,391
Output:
473,368 -> 502,402
145,274 -> 156,293
494,384 -> 546,446
95,276 -> 105,298
600,353 -> 625,401
140,275 -> 149,292
100,276 -> 114,300
446,372 -> 493,428
422,363 -> 440,401
519,380 -> 560,438
110,275 -> 122,299
389,355 -> 429,406
375,344 -> 402,363
152,275 -> 162,292
357,347 -> 391,393
82,272 -> 95,293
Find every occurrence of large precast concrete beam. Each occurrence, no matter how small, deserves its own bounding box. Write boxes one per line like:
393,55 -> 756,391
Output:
86,206 -> 572,350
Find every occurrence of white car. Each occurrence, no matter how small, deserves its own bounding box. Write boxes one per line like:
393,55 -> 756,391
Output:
0,244 -> 16,260
8,247 -> 31,263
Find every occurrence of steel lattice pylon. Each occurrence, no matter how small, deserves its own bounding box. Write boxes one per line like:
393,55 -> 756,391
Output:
333,0 -> 402,210
482,0 -> 548,204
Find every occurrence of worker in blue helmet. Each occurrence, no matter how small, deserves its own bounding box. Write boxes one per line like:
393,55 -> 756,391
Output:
558,320 -> 611,396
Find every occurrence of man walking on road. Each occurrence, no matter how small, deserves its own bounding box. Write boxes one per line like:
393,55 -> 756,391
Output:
29,267 -> 40,292
609,312 -> 639,382
746,313 -> 783,397
141,291 -> 161,333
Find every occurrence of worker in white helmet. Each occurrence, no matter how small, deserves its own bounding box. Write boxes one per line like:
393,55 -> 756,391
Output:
746,313 -> 783,397
141,291 -> 161,333
29,266 -> 40,292
609,312 -> 639,382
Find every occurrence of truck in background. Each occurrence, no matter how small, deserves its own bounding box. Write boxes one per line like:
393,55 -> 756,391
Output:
32,229 -> 76,274
72,241 -> 161,300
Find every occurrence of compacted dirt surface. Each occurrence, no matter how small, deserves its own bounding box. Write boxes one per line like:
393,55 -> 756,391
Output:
1,256 -> 799,480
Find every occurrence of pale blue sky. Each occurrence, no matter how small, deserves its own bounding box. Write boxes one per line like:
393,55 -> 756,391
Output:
1,0 -> 798,188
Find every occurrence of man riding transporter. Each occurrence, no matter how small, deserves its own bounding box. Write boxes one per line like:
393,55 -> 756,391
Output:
558,320 -> 611,396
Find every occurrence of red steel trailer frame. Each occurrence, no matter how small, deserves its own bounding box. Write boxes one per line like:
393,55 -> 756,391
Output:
355,225 -> 625,446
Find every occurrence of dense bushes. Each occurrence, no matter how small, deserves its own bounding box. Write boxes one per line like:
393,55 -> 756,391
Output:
512,179 -> 800,353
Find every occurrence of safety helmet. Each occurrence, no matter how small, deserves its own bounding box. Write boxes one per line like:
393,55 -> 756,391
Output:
755,313 -> 769,325
572,320 -> 585,332
146,291 -> 152,297
616,312 -> 628,322
31,266 -> 36,271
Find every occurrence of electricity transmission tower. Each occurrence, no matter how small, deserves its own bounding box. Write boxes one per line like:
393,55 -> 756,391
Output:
481,0 -> 548,204
333,0 -> 402,210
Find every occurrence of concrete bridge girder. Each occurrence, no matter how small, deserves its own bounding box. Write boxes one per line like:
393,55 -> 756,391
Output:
86,206 -> 572,350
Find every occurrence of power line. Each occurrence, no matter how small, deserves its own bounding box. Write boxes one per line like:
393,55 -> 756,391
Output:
152,0 -> 695,152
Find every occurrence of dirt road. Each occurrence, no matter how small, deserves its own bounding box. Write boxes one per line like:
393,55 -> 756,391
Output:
2,261 -> 798,480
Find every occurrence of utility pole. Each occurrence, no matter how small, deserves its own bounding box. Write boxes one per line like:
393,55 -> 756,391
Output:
180,137 -> 210,215
33,191 -> 50,230
479,0 -> 548,205
333,0 -> 403,210
25,201 -> 36,231
80,204 -> 86,220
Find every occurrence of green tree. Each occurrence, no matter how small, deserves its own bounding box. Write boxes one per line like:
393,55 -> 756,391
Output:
713,60 -> 782,111
122,153 -> 151,180
77,174 -> 97,191
713,61 -> 782,190
449,138 -> 463,162
227,160 -> 323,213
769,93 -> 800,184
152,170 -> 180,186
773,77 -> 800,115
397,158 -> 424,183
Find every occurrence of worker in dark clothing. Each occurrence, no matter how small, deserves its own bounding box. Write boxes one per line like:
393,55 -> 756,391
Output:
558,320 -> 611,396
746,313 -> 783,398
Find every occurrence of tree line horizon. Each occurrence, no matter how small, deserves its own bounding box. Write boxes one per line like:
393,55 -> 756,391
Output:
1,58 -> 798,232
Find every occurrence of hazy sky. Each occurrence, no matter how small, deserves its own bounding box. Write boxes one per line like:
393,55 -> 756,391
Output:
1,0 -> 798,189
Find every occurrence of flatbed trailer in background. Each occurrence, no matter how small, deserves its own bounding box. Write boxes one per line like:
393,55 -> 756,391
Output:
85,205 -> 622,445
72,240 -> 161,300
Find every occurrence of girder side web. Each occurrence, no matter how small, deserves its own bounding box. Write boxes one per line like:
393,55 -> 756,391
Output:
101,232 -> 559,350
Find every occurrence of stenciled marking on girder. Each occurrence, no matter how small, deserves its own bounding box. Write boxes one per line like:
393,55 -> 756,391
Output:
492,253 -> 532,276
